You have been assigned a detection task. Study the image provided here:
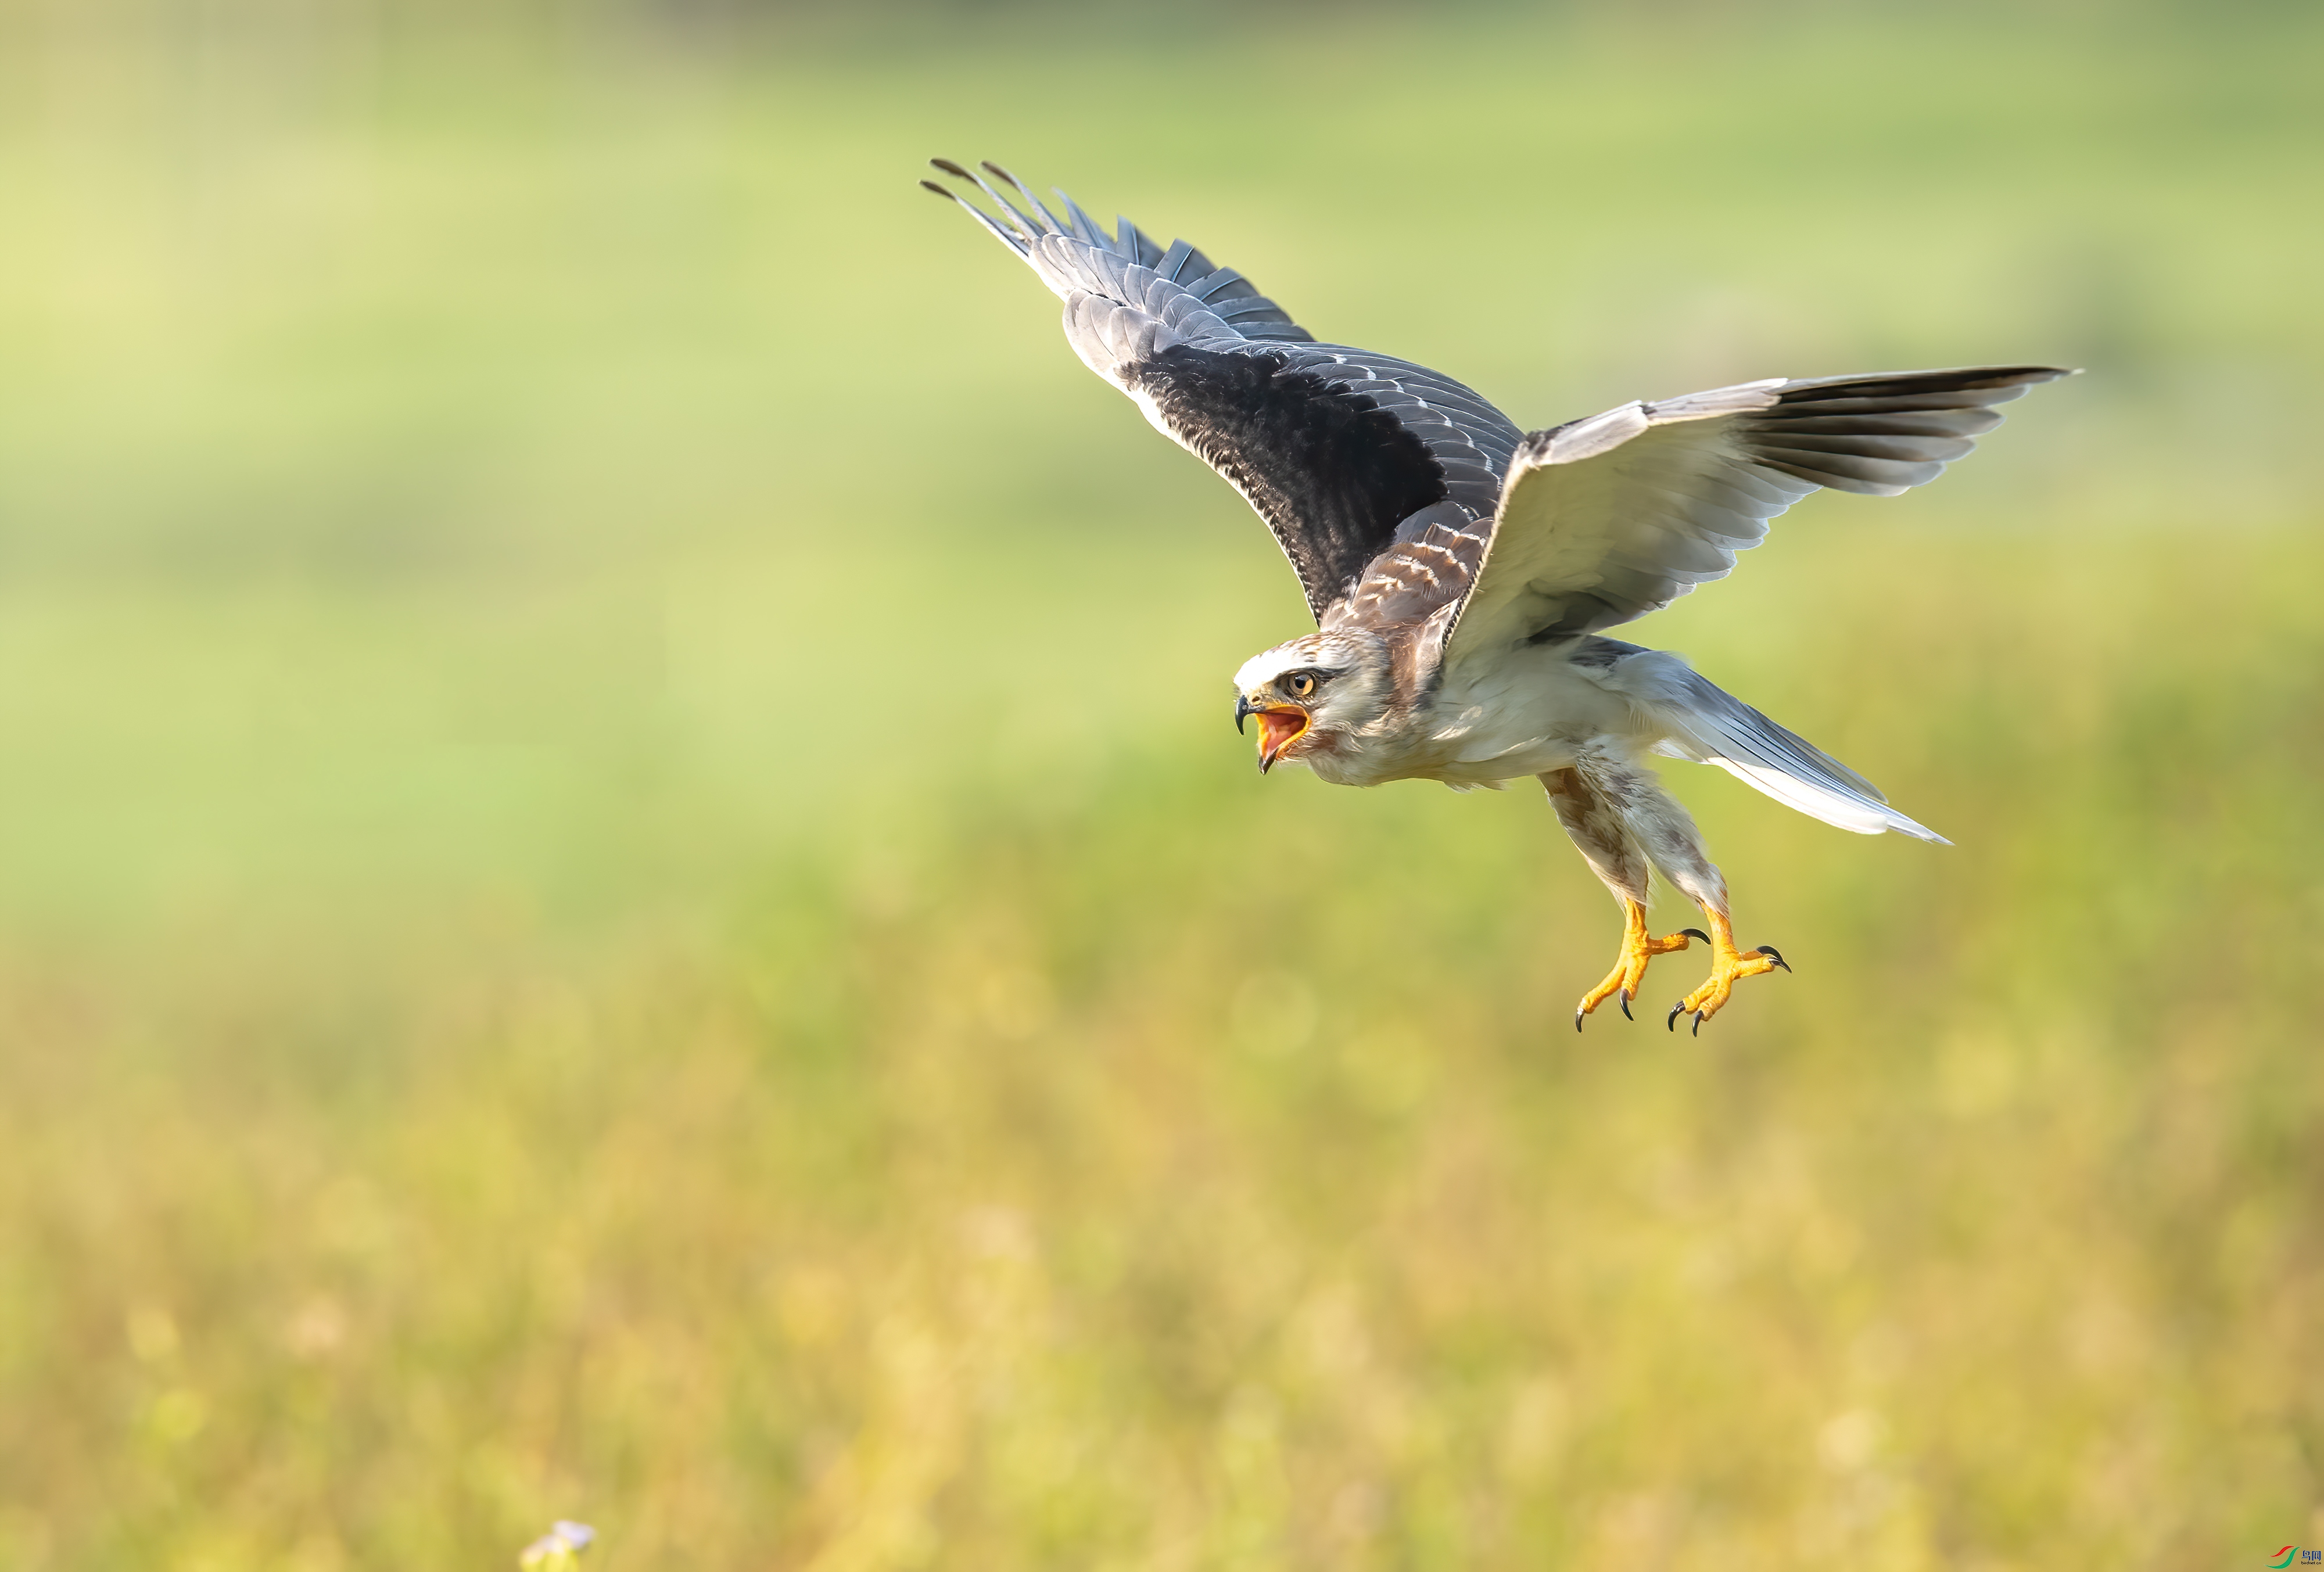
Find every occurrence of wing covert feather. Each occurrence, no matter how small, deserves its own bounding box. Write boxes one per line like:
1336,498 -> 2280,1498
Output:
1443,365 -> 2071,666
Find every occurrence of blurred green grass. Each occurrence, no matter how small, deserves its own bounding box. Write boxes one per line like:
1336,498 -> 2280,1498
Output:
1,2 -> 2321,1567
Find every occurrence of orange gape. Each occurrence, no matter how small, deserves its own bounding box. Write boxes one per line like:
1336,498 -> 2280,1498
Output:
1250,706 -> 1309,773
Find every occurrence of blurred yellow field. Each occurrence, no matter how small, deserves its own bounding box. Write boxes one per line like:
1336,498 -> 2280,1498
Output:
0,3 -> 2318,1568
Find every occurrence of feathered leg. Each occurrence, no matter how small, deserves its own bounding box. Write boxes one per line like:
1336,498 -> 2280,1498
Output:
1548,746 -> 1791,1035
1543,766 -> 1706,1031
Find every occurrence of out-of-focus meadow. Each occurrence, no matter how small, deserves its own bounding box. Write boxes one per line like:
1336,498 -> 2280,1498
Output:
1,1 -> 2320,1566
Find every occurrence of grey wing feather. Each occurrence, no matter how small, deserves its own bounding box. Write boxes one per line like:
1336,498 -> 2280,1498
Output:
1444,365 -> 2072,665
926,159 -> 1313,353
925,160 -> 1522,623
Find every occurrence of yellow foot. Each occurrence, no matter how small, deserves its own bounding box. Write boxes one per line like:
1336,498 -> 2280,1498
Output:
1666,917 -> 1791,1035
1576,903 -> 1708,1031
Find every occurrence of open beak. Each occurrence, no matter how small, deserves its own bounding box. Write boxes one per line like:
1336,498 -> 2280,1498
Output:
1234,695 -> 1310,773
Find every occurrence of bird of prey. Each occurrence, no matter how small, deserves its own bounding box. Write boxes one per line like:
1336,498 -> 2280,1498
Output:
923,159 -> 2068,1032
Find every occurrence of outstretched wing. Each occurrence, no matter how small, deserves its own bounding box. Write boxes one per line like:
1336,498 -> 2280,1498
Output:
923,160 -> 1522,623
1443,366 -> 2073,668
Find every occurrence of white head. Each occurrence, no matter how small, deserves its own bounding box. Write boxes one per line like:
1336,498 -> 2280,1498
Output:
1231,629 -> 1394,773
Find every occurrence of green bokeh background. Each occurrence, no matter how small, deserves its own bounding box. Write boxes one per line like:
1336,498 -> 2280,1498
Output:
1,2 -> 2319,1567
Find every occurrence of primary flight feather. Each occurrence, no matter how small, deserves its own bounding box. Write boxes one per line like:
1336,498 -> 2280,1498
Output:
924,158 -> 2068,1032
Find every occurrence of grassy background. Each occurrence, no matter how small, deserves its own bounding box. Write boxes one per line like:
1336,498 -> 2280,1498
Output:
1,1 -> 2321,1567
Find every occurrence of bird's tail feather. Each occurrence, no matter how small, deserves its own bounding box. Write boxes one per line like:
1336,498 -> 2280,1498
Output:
1654,669 -> 1948,843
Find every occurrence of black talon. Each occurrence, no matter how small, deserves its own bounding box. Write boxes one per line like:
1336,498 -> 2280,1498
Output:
1666,1001 -> 1684,1032
1755,945 -> 1791,973
1691,1010 -> 1705,1036
1575,1010 -> 1584,1032
1680,927 -> 1710,945
1620,993 -> 1634,1021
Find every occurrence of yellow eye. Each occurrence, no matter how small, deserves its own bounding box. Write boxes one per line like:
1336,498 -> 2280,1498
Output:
1287,672 -> 1317,699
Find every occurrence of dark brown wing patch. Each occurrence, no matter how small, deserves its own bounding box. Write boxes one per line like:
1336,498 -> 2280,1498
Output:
1128,344 -> 1450,620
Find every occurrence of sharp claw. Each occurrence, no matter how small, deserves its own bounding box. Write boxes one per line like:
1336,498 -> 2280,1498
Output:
1667,1001 -> 1683,1032
1680,927 -> 1710,945
1692,1010 -> 1706,1036
1619,993 -> 1633,1021
1575,1008 -> 1584,1032
1754,944 -> 1791,973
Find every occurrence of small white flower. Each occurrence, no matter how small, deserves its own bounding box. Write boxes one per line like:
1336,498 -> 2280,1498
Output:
518,1521 -> 596,1569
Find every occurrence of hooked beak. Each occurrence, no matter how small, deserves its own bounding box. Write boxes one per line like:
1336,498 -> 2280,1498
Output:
1234,694 -> 1310,773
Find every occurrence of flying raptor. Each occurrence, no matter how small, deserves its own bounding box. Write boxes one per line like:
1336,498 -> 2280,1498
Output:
923,159 -> 2067,1032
